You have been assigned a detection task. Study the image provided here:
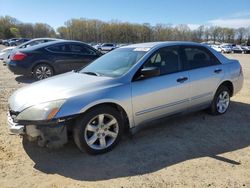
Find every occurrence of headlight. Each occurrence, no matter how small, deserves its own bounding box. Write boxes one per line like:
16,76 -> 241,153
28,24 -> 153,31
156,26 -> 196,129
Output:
16,99 -> 66,121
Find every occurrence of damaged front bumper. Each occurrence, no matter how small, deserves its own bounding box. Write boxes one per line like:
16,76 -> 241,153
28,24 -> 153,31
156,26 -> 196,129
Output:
7,111 -> 25,135
7,111 -> 70,148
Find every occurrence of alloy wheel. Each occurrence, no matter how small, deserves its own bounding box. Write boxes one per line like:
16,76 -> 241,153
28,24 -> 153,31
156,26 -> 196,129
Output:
216,91 -> 230,113
35,65 -> 53,80
84,114 -> 119,150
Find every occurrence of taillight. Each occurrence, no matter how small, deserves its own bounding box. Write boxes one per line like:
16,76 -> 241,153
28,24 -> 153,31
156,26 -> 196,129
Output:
10,51 -> 27,61
240,64 -> 243,75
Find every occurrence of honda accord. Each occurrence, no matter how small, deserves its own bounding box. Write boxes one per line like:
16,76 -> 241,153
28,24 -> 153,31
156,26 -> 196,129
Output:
7,42 -> 243,154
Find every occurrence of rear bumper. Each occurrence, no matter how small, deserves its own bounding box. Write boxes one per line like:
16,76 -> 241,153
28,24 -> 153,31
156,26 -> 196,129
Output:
7,61 -> 30,75
7,111 -> 25,135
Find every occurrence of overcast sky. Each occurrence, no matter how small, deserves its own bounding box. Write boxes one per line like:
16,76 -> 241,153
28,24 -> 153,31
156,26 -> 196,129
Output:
0,0 -> 250,29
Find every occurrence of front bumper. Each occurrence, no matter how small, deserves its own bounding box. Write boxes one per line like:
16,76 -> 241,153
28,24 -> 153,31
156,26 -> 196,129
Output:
7,111 -> 25,134
7,111 -> 69,148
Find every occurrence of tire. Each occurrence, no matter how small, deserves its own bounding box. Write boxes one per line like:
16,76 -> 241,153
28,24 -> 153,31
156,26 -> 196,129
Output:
33,64 -> 54,80
73,105 -> 124,154
208,85 -> 230,115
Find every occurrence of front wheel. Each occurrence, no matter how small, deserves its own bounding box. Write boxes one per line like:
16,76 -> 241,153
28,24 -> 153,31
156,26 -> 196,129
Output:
73,106 -> 124,154
33,64 -> 54,80
209,85 -> 230,115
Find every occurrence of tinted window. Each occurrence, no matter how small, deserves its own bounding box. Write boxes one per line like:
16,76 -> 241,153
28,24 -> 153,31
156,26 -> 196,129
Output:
143,47 -> 181,75
103,44 -> 114,47
182,46 -> 220,69
47,45 -> 67,52
69,44 -> 96,55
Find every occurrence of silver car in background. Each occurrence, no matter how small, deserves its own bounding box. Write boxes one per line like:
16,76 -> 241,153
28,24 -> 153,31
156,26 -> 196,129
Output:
7,42 -> 243,154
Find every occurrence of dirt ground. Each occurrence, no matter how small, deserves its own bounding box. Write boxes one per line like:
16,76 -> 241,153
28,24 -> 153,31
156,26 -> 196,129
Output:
0,45 -> 249,188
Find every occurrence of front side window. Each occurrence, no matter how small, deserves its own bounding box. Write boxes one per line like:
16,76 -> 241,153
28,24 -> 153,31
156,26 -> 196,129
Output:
182,46 -> 220,69
143,47 -> 181,75
69,44 -> 96,55
81,48 -> 147,77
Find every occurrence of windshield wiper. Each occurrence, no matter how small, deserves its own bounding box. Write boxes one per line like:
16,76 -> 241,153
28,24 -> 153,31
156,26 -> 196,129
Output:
81,71 -> 100,76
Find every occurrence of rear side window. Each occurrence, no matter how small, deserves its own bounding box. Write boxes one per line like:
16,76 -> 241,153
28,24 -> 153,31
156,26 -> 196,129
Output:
69,44 -> 96,55
47,45 -> 67,52
182,46 -> 220,69
143,46 -> 181,75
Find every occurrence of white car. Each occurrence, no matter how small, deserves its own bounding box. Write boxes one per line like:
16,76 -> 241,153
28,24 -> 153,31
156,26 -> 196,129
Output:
220,45 -> 232,53
98,43 -> 116,52
0,46 -> 15,63
209,45 -> 222,53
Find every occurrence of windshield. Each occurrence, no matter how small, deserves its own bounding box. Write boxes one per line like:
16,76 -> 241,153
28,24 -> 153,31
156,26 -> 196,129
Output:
80,48 -> 147,77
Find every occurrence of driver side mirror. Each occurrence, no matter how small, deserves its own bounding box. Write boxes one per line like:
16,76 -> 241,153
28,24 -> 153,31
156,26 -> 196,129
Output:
140,67 -> 160,79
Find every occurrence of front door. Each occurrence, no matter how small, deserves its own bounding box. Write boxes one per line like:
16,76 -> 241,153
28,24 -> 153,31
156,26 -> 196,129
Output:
67,44 -> 99,70
131,46 -> 191,126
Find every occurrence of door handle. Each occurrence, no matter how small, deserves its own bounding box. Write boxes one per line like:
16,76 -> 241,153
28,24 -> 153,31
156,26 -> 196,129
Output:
177,77 -> 188,83
214,69 -> 222,73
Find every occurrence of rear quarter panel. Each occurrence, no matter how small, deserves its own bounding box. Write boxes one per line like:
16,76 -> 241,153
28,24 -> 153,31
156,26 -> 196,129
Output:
223,60 -> 243,95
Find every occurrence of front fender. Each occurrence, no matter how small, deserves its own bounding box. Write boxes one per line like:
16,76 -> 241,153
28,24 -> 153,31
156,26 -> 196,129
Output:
54,83 -> 135,128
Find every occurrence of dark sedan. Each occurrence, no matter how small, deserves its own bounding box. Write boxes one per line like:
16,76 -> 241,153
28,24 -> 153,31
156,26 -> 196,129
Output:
7,41 -> 102,80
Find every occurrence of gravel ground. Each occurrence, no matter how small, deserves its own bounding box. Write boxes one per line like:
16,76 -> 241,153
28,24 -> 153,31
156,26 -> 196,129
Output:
0,44 -> 250,188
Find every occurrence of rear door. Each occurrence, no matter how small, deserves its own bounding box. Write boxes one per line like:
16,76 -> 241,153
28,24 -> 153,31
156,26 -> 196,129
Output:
131,46 -> 191,126
181,45 -> 224,107
46,44 -> 73,73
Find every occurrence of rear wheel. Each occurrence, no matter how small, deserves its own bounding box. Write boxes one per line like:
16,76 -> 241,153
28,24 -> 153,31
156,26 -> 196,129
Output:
33,64 -> 54,80
209,85 -> 230,115
73,106 -> 124,154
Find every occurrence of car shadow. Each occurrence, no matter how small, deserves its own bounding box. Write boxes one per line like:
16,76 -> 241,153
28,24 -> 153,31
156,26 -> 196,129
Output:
15,75 -> 36,84
23,101 -> 250,181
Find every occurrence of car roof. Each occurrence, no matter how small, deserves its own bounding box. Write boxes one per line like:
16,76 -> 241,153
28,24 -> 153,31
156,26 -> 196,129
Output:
122,41 -> 204,49
20,40 -> 89,51
18,37 -> 62,48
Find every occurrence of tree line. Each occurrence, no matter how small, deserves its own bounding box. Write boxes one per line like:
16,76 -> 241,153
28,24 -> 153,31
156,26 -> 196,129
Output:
1,15 -> 250,44
0,16 -> 55,39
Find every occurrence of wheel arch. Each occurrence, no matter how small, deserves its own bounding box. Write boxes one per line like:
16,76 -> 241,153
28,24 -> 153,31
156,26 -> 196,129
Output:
78,102 -> 131,133
31,61 -> 55,74
218,80 -> 234,97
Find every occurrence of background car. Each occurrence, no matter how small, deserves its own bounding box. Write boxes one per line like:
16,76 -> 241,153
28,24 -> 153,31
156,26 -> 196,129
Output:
241,46 -> 250,54
9,38 -> 31,46
232,45 -> 244,53
98,43 -> 116,52
5,38 -> 62,63
209,45 -> 222,53
3,38 -> 19,46
0,46 -> 16,63
8,40 -> 102,80
93,43 -> 102,50
16,38 -> 61,49
220,44 -> 232,53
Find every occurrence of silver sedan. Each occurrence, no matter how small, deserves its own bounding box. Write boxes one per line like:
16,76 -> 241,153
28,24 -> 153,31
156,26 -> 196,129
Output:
7,42 -> 243,154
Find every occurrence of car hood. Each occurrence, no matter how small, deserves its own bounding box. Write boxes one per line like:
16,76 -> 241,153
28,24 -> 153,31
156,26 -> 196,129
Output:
9,72 -> 118,112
